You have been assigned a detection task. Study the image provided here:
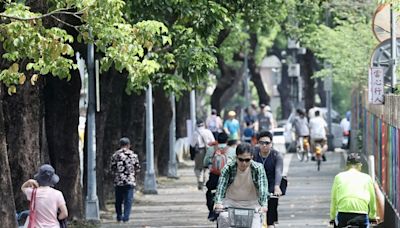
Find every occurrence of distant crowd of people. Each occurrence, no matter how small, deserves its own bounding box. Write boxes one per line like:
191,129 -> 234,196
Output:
190,103 -> 283,228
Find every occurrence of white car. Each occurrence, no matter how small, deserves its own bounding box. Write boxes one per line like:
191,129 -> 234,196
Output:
271,127 -> 287,154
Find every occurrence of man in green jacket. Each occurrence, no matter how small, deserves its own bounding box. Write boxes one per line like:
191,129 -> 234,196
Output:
330,153 -> 376,227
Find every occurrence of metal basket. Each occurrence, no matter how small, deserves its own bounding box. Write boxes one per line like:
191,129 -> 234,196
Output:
228,207 -> 254,228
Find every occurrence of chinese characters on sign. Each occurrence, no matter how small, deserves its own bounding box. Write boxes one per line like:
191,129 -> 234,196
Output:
368,67 -> 384,104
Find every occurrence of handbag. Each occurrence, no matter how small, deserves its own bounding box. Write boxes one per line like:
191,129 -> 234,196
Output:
59,218 -> 68,228
280,176 -> 288,195
25,188 -> 37,228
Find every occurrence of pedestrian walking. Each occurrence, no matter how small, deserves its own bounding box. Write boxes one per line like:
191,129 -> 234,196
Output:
253,131 -> 283,228
203,132 -> 236,221
110,137 -> 141,223
223,111 -> 240,141
256,104 -> 275,132
191,119 -> 215,190
21,164 -> 68,228
206,108 -> 223,139
339,111 -> 351,149
330,153 -> 377,227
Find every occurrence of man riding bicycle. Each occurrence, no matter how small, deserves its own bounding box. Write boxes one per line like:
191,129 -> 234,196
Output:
214,143 -> 268,228
290,109 -> 310,160
330,153 -> 377,227
309,110 -> 328,161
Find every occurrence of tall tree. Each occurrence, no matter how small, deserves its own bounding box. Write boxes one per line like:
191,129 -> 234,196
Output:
0,0 -> 172,219
0,86 -> 17,227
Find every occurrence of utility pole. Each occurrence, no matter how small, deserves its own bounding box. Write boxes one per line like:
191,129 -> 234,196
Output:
168,93 -> 178,178
85,30 -> 100,221
324,7 -> 334,151
190,90 -> 196,133
391,4 -> 397,92
243,52 -> 250,106
324,70 -> 334,151
144,83 -> 157,194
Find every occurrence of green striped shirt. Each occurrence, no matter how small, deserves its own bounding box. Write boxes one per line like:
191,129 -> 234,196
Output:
214,160 -> 268,206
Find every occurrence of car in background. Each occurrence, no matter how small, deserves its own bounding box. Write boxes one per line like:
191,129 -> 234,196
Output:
277,119 -> 296,153
271,127 -> 288,154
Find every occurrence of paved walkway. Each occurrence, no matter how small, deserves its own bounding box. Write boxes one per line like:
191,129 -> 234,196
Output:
101,151 -> 344,228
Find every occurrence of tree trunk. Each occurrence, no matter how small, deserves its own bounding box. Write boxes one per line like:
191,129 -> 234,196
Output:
317,78 -> 327,107
268,45 -> 291,119
153,86 -> 172,176
175,92 -> 190,138
0,86 -> 17,228
3,82 -> 43,211
211,56 -> 242,113
44,74 -> 83,219
248,33 -> 270,106
300,49 -> 318,112
95,67 -> 147,206
277,64 -> 292,119
95,67 -> 126,210
121,90 -> 146,185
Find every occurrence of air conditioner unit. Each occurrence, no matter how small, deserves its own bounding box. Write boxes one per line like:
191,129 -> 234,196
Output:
288,38 -> 300,49
288,64 -> 300,77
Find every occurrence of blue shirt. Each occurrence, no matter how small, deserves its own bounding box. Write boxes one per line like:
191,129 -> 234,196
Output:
224,119 -> 240,140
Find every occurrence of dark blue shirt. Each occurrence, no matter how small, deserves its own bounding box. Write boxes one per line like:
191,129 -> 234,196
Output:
253,147 -> 283,193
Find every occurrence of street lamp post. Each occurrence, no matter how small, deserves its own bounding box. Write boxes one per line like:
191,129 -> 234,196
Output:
168,93 -> 178,178
85,30 -> 100,221
144,83 -> 157,194
391,4 -> 397,92
324,66 -> 334,151
190,90 -> 196,133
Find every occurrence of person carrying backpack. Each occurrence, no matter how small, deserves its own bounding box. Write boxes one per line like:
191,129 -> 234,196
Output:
203,132 -> 235,222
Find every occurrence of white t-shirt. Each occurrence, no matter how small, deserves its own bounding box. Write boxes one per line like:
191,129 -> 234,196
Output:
340,118 -> 350,132
309,116 -> 327,139
190,126 -> 215,148
24,187 -> 66,228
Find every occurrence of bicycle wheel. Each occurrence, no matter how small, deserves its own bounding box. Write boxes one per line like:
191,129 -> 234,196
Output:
317,157 -> 321,171
296,149 -> 304,161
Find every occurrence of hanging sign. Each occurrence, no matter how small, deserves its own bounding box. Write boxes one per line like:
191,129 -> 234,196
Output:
368,67 -> 384,104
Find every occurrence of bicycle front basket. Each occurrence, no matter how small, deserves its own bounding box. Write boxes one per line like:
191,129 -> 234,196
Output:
228,207 -> 254,228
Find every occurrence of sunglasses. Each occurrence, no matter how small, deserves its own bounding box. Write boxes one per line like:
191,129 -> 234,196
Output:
259,141 -> 271,145
237,157 -> 251,163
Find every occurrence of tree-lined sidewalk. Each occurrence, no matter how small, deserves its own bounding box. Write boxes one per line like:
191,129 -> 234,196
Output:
100,151 -> 343,227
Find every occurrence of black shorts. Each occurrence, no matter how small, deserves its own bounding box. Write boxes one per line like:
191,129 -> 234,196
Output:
267,197 -> 279,225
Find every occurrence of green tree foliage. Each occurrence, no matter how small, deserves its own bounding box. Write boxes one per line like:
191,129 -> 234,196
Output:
282,0 -> 378,113
308,22 -> 377,85
0,0 -> 170,94
126,0 -> 287,98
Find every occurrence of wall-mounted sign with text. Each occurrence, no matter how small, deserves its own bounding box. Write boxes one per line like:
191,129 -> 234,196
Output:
368,67 -> 384,104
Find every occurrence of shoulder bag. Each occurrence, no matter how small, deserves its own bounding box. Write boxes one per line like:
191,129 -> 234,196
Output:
25,188 -> 37,228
